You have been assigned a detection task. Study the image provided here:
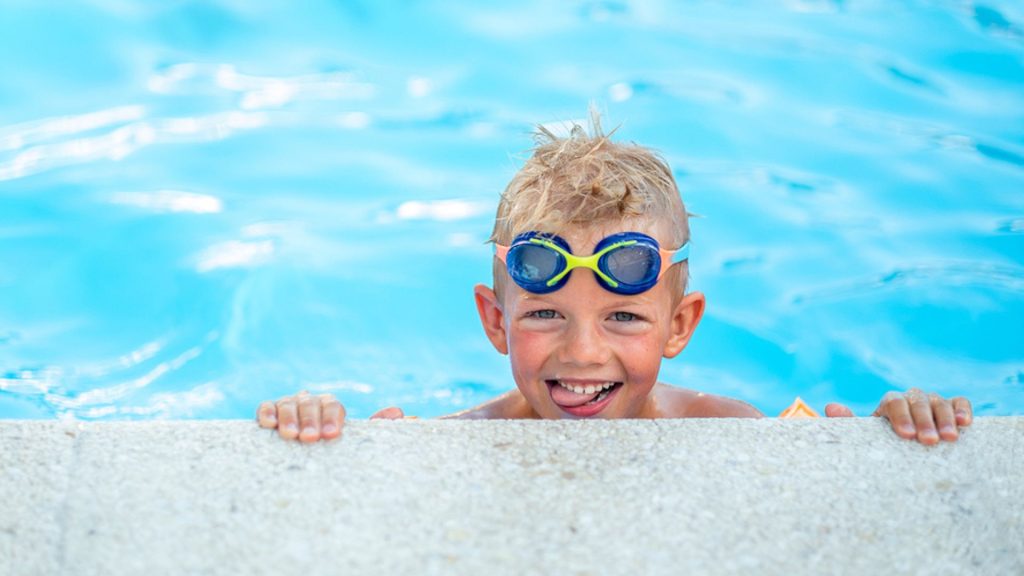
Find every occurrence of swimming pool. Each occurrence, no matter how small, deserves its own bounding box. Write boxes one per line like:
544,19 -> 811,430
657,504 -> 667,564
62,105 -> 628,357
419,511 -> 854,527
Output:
1,1 -> 1022,419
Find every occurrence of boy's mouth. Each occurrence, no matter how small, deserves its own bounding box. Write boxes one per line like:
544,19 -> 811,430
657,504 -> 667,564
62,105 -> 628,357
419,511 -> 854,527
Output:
546,379 -> 623,417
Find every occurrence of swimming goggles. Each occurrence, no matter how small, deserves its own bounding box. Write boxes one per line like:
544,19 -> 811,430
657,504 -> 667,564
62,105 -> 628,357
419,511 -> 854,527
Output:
494,231 -> 690,295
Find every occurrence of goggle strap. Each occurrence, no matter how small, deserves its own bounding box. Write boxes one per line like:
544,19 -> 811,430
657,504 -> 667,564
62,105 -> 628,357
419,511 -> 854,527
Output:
494,243 -> 510,264
658,242 -> 690,279
671,242 -> 690,264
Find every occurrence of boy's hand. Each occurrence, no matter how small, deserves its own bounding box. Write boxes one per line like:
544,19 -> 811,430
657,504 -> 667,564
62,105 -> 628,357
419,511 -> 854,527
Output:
824,388 -> 973,445
256,391 -> 405,443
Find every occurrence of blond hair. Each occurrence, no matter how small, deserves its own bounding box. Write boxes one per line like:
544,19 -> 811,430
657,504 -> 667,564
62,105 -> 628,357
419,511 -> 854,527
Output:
490,111 -> 691,298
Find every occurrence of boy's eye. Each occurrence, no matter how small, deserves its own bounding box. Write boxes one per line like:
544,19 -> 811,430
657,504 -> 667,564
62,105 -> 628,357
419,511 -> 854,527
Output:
610,311 -> 642,322
528,309 -> 559,320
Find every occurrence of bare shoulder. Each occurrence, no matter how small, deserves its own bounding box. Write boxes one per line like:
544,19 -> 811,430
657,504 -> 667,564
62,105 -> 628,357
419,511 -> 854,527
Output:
440,389 -> 538,420
654,383 -> 764,418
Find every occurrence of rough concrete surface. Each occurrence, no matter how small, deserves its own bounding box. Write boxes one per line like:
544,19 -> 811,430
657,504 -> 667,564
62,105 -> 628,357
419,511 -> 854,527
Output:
1,418 -> 1022,575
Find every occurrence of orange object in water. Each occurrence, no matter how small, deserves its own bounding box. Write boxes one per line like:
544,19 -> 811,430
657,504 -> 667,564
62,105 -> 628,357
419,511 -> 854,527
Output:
778,396 -> 820,418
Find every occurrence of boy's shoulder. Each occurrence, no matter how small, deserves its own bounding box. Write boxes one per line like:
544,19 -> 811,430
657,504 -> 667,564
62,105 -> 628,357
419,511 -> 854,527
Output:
653,383 -> 764,418
443,389 -> 540,420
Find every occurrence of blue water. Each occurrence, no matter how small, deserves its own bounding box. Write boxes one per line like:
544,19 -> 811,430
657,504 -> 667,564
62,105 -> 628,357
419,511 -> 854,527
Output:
1,1 -> 1022,419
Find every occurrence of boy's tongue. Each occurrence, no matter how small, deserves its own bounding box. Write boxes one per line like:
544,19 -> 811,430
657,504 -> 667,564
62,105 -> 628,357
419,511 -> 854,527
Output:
550,382 -> 601,407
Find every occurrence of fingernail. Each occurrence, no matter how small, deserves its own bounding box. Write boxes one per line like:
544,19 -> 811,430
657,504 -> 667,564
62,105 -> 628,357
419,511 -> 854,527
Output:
956,409 -> 968,420
285,423 -> 298,433
900,423 -> 915,435
940,424 -> 956,435
302,426 -> 316,437
322,423 -> 337,434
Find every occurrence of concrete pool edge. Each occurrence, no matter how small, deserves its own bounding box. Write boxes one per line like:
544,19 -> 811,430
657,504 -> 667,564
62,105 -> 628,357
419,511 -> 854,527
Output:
2,417 -> 1022,575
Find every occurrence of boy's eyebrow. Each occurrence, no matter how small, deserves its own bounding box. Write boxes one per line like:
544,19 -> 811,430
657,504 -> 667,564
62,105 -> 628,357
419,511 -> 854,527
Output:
518,294 -> 557,304
597,299 -> 657,310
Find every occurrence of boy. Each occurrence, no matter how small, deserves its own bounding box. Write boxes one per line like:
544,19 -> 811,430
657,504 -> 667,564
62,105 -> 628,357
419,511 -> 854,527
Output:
258,114 -> 972,445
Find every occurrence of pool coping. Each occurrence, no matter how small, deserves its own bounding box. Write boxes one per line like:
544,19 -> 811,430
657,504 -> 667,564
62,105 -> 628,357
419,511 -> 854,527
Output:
2,417 -> 1022,575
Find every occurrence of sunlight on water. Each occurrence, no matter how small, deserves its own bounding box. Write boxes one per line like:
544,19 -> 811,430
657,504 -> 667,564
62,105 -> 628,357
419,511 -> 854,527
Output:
1,0 -> 1022,419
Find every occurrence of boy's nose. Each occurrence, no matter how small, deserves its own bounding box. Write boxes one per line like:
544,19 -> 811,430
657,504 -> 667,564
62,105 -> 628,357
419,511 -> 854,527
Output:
558,320 -> 611,367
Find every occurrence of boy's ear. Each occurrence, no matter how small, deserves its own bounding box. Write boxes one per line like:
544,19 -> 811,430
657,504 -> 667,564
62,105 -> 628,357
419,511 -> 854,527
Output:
663,291 -> 705,358
474,284 -> 509,355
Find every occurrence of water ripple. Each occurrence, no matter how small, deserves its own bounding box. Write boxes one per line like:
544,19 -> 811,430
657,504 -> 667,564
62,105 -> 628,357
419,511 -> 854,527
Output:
831,109 -> 1024,170
0,62 -> 379,182
1,333 -> 218,418
1006,371 -> 1024,386
105,190 -> 223,214
0,367 -> 62,396
195,240 -> 276,273
76,340 -> 165,379
393,198 -> 492,222
974,4 -> 1024,40
149,63 -> 375,109
48,344 -> 202,409
0,110 -> 268,181
996,218 -> 1024,234
0,105 -> 146,152
791,261 -> 1024,304
80,382 -> 225,419
975,142 -> 1024,168
884,64 -> 939,92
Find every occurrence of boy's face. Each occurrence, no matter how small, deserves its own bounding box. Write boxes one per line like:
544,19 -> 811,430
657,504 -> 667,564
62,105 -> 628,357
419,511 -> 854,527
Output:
475,221 -> 705,419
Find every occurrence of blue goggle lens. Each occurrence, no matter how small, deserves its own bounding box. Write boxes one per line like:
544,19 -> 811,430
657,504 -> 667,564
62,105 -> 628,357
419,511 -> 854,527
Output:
600,243 -> 658,286
509,244 -> 562,285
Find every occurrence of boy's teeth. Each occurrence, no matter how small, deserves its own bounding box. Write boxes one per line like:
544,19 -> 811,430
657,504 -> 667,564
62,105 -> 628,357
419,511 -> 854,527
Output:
557,381 -> 615,395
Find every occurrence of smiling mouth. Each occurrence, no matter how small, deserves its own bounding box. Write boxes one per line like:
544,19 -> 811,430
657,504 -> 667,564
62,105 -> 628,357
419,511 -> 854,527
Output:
546,379 -> 623,414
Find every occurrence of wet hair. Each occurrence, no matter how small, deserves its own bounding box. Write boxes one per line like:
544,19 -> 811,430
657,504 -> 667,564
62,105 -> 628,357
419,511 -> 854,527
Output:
490,110 -> 691,299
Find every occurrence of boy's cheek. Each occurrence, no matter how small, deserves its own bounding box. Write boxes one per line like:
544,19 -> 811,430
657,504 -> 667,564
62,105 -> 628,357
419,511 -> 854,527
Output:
506,335 -> 547,381
623,341 -> 665,380
506,328 -> 549,362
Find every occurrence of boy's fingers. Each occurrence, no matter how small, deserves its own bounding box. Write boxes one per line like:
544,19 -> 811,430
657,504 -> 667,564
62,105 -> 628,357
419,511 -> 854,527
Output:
319,395 -> 346,439
263,393 -> 345,442
275,398 -> 300,440
824,403 -> 854,417
256,401 -> 278,428
908,391 -> 939,445
953,397 -> 973,426
932,397 -> 959,442
370,406 -> 405,420
877,392 -> 916,439
297,395 -> 322,443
